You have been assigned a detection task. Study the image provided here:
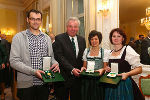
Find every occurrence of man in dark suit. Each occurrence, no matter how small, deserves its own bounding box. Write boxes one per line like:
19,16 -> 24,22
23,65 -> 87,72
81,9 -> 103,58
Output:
53,17 -> 86,100
135,35 -> 144,55
0,33 -> 8,99
141,33 -> 150,65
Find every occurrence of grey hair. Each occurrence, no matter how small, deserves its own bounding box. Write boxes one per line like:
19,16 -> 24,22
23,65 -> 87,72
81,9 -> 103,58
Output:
66,17 -> 80,27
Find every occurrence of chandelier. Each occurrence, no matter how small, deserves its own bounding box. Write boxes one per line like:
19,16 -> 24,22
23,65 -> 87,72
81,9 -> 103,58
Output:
141,7 -> 150,30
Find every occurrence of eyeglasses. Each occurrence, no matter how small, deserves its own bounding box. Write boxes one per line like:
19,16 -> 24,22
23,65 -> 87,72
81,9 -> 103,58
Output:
29,18 -> 41,22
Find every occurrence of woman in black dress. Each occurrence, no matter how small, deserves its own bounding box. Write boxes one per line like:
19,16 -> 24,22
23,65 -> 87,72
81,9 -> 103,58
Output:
104,28 -> 145,100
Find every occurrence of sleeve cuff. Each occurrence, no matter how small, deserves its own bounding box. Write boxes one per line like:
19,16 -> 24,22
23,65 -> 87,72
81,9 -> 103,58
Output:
71,68 -> 75,75
31,69 -> 36,75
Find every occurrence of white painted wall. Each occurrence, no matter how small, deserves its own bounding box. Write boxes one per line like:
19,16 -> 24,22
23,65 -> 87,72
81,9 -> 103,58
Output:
96,0 -> 119,49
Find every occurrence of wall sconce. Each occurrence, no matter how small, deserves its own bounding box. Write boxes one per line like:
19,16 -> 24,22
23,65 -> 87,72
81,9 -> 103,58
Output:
0,28 -> 14,36
49,24 -> 52,33
97,0 -> 110,16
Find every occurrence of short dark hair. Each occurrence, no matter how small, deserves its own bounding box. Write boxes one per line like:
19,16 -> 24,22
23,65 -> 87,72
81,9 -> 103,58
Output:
109,28 -> 126,45
27,9 -> 42,19
130,37 -> 134,41
139,35 -> 144,38
88,30 -> 102,45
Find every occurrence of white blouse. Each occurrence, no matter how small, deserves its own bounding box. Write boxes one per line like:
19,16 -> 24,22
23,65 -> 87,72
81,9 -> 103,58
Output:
82,47 -> 110,62
109,46 -> 142,68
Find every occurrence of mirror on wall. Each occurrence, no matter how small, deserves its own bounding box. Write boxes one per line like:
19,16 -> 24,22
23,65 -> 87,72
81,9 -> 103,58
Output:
119,0 -> 150,42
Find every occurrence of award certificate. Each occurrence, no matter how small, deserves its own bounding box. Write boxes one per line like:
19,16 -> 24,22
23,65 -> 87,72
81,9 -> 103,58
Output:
43,57 -> 51,71
111,63 -> 118,74
86,61 -> 95,73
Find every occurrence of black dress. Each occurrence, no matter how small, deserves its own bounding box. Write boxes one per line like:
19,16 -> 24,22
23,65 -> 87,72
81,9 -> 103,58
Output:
81,48 -> 104,100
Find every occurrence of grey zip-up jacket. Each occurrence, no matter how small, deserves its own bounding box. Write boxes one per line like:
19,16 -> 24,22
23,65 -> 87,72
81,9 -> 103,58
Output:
10,29 -> 58,88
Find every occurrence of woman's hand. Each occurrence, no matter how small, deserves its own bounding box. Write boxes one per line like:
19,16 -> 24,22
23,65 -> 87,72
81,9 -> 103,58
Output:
95,68 -> 105,76
117,73 -> 129,80
81,67 -> 86,72
104,66 -> 111,72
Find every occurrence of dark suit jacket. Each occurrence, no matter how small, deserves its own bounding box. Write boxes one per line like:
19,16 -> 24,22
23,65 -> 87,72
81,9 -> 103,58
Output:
141,37 -> 150,65
53,33 -> 86,86
135,40 -> 142,55
0,43 -> 7,68
1,39 -> 10,62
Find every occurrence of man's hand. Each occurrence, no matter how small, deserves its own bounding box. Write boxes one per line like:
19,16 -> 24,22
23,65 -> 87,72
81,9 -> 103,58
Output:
6,63 -> 10,67
72,68 -> 81,77
1,63 -> 5,69
50,64 -> 60,73
35,70 -> 45,79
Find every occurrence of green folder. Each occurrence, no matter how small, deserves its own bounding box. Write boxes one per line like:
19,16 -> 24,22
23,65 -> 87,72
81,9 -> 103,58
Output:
41,70 -> 64,83
80,70 -> 100,77
99,73 -> 121,85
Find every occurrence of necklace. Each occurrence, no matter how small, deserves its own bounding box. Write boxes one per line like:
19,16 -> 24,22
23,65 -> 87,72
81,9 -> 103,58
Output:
90,47 -> 99,56
114,46 -> 123,52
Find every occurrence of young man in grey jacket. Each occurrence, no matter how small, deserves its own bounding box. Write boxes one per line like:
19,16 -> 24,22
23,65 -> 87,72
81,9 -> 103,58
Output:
10,9 -> 59,100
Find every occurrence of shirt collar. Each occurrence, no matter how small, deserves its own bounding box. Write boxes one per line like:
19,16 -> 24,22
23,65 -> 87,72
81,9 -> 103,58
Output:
26,29 -> 43,36
69,35 -> 77,41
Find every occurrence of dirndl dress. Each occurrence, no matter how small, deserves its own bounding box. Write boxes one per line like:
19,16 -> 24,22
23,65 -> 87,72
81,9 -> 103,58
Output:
105,46 -> 145,100
81,48 -> 104,100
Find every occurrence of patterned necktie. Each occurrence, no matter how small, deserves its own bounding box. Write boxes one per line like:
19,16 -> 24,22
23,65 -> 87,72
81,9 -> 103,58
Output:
71,38 -> 76,54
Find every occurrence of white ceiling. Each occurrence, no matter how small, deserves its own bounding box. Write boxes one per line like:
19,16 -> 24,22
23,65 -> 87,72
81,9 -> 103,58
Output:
120,0 -> 150,23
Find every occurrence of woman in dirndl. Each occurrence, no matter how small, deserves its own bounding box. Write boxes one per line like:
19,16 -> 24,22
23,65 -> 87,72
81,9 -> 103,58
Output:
81,30 -> 109,100
104,28 -> 145,100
